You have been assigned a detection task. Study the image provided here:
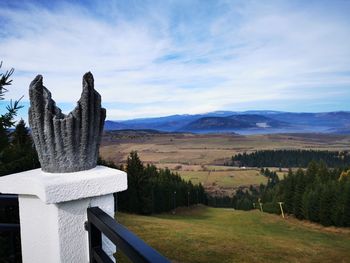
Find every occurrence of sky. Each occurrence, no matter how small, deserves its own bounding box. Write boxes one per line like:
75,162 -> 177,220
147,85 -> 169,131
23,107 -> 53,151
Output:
0,0 -> 350,121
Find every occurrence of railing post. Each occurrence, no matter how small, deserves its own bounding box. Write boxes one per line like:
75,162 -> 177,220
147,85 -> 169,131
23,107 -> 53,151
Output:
0,194 -> 21,263
0,166 -> 127,263
88,221 -> 102,263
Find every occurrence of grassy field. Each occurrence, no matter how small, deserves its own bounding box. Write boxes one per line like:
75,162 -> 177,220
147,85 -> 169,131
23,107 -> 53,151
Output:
178,169 -> 265,186
176,168 -> 267,196
116,206 -> 350,263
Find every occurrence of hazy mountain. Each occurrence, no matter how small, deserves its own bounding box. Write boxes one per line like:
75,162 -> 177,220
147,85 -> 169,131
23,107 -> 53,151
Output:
104,121 -> 130,130
180,115 -> 289,132
107,112 -> 239,132
104,111 -> 350,134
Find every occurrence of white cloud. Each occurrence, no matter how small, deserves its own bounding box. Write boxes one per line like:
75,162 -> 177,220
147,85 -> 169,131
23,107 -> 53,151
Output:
1,0 -> 350,120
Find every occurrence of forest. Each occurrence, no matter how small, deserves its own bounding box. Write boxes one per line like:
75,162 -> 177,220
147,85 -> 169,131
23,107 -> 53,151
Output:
99,152 -> 207,215
229,163 -> 350,227
261,162 -> 350,227
231,149 -> 350,168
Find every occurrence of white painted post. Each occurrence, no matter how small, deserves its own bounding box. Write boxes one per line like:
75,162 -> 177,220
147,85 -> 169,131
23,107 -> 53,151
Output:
0,166 -> 127,263
278,202 -> 285,219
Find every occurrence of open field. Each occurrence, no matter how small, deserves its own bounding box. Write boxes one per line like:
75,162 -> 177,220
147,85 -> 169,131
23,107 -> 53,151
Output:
101,131 -> 349,195
116,206 -> 350,263
101,131 -> 350,166
178,169 -> 265,187
175,168 -> 267,196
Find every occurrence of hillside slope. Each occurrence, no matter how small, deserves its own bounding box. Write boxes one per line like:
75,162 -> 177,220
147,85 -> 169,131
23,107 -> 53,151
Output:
117,206 -> 350,263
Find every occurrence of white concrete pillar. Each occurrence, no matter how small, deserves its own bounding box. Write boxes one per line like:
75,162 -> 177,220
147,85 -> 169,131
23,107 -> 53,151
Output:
0,166 -> 127,263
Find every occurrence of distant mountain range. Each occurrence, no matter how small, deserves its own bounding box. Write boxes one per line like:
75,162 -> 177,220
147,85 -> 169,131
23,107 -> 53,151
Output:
104,111 -> 350,134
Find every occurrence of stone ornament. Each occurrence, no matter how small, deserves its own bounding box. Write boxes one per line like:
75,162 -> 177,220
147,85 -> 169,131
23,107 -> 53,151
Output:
29,72 -> 106,173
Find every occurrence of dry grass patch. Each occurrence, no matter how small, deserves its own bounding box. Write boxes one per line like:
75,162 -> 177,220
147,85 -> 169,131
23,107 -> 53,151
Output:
101,132 -> 350,166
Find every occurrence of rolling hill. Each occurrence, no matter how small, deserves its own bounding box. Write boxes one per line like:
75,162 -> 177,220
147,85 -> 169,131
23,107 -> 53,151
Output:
180,114 -> 289,132
104,111 -> 350,134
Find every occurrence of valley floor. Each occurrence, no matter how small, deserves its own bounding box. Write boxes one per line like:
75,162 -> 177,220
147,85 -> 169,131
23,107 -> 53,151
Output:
102,131 -> 350,196
116,206 -> 350,263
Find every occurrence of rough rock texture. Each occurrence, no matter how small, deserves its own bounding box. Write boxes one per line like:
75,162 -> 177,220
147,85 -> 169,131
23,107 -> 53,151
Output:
29,72 -> 106,173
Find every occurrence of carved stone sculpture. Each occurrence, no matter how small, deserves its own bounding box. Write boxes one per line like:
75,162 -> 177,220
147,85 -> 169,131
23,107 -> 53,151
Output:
29,72 -> 106,173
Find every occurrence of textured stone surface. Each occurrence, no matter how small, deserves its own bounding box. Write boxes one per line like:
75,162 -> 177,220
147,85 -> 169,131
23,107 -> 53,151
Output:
29,72 -> 106,173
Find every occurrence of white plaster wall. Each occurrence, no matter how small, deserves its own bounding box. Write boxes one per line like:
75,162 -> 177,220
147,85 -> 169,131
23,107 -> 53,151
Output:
57,194 -> 115,262
19,195 -> 61,263
19,194 -> 116,263
0,166 -> 127,263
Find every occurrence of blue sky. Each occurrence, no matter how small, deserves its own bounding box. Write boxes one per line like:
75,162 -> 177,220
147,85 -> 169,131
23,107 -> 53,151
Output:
1,0 -> 350,121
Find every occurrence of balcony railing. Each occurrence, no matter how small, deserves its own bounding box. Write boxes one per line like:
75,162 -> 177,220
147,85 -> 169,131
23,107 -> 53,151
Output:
87,207 -> 170,263
1,194 -> 169,263
0,194 -> 21,263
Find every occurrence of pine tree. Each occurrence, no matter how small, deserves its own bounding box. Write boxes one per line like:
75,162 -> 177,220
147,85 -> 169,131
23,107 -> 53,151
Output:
293,169 -> 305,219
0,120 -> 40,176
342,179 -> 350,227
319,182 -> 336,226
126,151 -> 149,213
0,63 -> 38,176
282,169 -> 295,213
0,62 -> 26,262
12,119 -> 32,148
301,190 -> 310,220
0,62 -> 22,152
306,161 -> 318,183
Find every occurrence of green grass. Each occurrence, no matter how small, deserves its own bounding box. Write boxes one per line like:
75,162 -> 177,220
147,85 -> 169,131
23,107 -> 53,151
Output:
116,206 -> 350,263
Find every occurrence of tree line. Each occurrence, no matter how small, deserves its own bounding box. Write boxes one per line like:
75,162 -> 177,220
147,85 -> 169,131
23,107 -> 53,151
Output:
231,149 -> 350,168
99,151 -> 207,215
261,162 -> 350,227
229,163 -> 350,227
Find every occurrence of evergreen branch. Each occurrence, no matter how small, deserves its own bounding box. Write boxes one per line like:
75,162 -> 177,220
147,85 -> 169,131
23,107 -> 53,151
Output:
0,61 -> 15,100
0,97 -> 24,128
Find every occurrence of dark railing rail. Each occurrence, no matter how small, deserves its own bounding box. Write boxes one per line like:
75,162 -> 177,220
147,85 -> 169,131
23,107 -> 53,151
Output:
0,194 -> 21,263
87,207 -> 170,263
0,194 -> 20,233
0,194 -> 20,206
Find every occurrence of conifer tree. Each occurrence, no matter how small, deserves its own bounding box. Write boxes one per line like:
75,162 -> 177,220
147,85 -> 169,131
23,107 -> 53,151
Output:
283,169 -> 295,213
0,62 -> 20,151
0,120 -> 39,176
293,169 -> 305,219
0,63 -> 39,176
124,151 -> 147,213
319,183 -> 336,226
342,179 -> 350,227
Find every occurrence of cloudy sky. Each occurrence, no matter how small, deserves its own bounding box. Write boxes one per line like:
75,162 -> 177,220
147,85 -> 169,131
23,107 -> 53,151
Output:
1,0 -> 350,121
